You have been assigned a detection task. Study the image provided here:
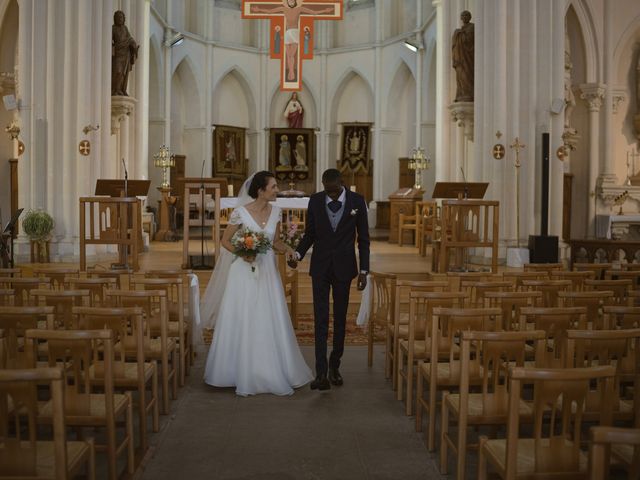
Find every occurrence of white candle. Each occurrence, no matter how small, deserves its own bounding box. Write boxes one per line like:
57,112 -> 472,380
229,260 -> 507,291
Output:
227,184 -> 234,197
349,185 -> 356,192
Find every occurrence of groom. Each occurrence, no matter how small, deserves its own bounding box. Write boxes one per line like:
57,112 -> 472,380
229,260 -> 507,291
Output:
290,168 -> 370,390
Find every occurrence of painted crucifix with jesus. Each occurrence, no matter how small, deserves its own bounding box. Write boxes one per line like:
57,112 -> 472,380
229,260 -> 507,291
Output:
243,0 -> 343,91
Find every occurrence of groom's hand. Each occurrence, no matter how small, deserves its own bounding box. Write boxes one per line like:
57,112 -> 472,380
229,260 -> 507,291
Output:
357,273 -> 367,291
287,252 -> 298,269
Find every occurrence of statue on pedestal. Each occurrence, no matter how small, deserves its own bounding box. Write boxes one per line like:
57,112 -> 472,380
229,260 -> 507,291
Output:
452,10 -> 474,102
112,10 -> 139,96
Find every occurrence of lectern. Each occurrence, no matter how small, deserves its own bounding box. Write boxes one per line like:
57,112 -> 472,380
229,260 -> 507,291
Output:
79,179 -> 150,271
430,182 -> 499,273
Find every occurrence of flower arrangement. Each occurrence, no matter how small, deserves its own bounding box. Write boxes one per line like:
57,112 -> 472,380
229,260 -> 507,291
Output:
230,227 -> 272,272
280,222 -> 303,250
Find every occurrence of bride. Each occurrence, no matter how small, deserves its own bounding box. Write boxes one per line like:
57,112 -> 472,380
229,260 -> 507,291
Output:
200,171 -> 312,396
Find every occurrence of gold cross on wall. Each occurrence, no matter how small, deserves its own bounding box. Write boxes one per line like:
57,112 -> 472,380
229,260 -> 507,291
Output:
242,0 -> 343,91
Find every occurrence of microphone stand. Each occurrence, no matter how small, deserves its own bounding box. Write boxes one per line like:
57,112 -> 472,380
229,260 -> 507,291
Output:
113,158 -> 130,270
192,158 -> 211,270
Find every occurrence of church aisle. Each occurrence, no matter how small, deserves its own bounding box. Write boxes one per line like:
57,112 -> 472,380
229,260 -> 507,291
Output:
139,345 -> 443,480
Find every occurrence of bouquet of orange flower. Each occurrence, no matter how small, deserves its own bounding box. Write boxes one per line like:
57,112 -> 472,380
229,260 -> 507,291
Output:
230,227 -> 272,272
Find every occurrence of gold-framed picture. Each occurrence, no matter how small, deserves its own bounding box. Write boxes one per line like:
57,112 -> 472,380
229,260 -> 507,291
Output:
269,127 -> 315,183
212,124 -> 246,176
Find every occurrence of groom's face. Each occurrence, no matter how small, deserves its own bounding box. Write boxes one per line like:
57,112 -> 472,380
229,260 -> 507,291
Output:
323,179 -> 342,201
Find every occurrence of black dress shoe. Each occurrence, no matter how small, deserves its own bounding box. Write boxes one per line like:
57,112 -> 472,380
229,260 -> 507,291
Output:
310,374 -> 331,391
328,368 -> 343,386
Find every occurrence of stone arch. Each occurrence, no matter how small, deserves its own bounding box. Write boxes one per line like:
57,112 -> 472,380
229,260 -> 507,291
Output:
171,56 -> 204,176
212,66 -> 257,130
565,0 -> 599,82
328,68 -> 374,129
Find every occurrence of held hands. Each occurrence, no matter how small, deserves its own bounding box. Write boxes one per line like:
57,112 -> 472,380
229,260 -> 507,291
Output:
357,273 -> 367,291
286,251 -> 298,269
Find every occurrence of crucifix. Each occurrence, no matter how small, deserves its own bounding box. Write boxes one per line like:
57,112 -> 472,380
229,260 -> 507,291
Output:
242,0 -> 343,91
509,137 -> 525,248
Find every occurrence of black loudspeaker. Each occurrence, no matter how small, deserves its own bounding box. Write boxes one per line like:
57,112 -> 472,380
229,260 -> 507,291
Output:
541,132 -> 550,236
528,235 -> 558,263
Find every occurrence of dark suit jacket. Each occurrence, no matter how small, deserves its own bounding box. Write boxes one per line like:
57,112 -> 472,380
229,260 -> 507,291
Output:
296,189 -> 370,280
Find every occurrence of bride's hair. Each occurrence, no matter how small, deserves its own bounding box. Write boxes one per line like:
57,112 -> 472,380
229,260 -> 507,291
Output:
248,171 -> 275,198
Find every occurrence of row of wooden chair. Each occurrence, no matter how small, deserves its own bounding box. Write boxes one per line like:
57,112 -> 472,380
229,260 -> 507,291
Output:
0,267 -> 195,479
365,267 -> 640,479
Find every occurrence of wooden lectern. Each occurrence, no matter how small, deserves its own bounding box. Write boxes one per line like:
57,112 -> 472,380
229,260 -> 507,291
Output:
182,178 -> 224,269
79,179 -> 150,271
429,182 -> 499,273
388,187 -> 424,244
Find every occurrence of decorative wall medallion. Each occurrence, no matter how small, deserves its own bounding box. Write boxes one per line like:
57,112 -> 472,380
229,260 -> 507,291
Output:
17,140 -> 25,156
492,144 -> 505,159
79,140 -> 91,156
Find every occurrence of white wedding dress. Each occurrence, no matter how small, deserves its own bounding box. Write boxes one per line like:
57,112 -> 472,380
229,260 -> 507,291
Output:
202,205 -> 313,396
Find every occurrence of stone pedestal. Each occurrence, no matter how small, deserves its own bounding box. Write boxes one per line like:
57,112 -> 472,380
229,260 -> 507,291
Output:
111,96 -> 137,176
154,186 -> 176,241
388,188 -> 424,244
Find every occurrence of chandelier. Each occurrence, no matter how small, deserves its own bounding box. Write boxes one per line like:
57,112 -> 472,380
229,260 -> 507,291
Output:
153,145 -> 175,188
408,147 -> 430,189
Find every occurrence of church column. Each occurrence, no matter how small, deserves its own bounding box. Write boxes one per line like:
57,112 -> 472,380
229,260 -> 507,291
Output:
163,27 -> 172,150
372,0 -> 384,200
579,83 -> 605,234
601,0 -> 615,184
432,0 -> 451,182
134,0 -> 150,180
415,0 -> 423,149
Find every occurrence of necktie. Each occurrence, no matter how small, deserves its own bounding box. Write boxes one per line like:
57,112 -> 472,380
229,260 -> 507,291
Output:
328,200 -> 342,213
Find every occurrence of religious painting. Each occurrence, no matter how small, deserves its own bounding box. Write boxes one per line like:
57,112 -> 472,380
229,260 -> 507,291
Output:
212,125 -> 246,176
340,122 -> 372,174
269,128 -> 315,182
242,0 -> 343,91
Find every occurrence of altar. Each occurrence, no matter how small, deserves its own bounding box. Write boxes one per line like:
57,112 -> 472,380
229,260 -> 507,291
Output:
206,197 -> 310,211
595,214 -> 640,240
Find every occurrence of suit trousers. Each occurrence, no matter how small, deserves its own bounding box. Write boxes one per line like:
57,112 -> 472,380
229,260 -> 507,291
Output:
311,269 -> 352,376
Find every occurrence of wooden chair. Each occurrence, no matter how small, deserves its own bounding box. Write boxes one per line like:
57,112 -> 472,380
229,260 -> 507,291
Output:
0,306 -> 55,368
30,290 -> 90,330
585,278 -> 632,305
559,290 -> 615,329
281,207 -> 307,232
0,367 -> 96,480
106,290 -> 177,415
502,271 -> 548,291
418,200 -> 439,257
366,272 -> 396,372
573,262 -> 612,280
566,328 -> 640,425
523,262 -> 565,274
135,276 -> 191,385
73,306 -> 159,453
143,270 -> 195,370
390,280 -> 450,391
0,267 -> 21,277
0,288 -> 13,306
416,307 -> 501,451
520,306 -> 587,367
33,268 -> 80,290
550,270 -> 595,291
464,280 -> 513,308
522,279 -> 572,307
603,305 -> 640,329
66,278 -> 117,307
398,201 -> 426,248
86,267 -> 131,289
440,330 -> 547,480
485,291 -> 543,331
629,290 -> 640,307
0,277 -> 48,306
397,291 -> 467,416
447,271 -> 497,292
478,365 -> 615,479
25,329 -> 134,480
589,426 -> 640,479
276,254 -> 299,329
605,269 -> 640,289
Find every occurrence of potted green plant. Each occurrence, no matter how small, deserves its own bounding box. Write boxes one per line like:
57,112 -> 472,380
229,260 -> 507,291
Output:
22,209 -> 54,262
